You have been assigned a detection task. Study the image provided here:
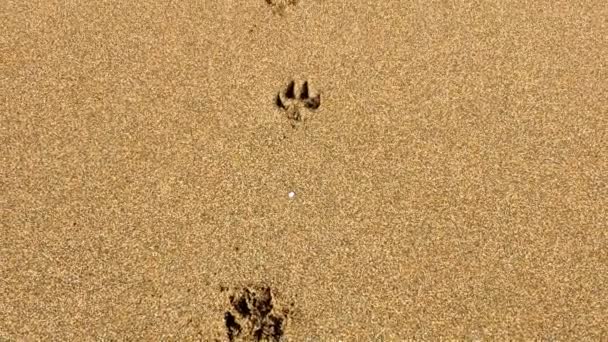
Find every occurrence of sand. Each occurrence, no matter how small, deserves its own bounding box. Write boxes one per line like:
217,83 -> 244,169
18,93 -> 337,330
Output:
1,0 -> 607,340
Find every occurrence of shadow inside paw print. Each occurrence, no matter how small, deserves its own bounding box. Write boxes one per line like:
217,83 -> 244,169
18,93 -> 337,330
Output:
223,285 -> 290,342
275,80 -> 321,128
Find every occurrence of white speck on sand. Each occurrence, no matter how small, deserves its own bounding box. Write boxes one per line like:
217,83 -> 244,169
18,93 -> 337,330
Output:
288,191 -> 296,199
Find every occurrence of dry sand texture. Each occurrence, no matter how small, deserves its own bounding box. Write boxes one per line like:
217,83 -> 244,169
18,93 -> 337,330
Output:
1,0 -> 607,340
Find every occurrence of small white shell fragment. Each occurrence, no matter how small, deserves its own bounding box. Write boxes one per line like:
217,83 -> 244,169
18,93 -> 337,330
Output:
288,191 -> 296,199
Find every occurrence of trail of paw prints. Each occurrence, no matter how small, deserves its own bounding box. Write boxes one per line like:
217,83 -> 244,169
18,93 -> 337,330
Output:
265,0 -> 298,15
275,80 -> 321,128
221,285 -> 293,342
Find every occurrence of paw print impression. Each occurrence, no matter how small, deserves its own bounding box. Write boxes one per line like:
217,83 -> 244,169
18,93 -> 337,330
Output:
265,0 -> 298,15
223,285 -> 291,342
275,80 -> 321,127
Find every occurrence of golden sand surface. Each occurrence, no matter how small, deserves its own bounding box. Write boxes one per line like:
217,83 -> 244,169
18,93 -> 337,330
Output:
2,1 -> 607,340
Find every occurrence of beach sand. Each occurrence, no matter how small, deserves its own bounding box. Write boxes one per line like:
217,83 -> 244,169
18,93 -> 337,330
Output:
2,0 -> 607,340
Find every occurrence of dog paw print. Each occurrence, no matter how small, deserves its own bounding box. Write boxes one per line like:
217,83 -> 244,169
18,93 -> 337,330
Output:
222,285 -> 291,342
265,0 -> 298,15
275,80 -> 321,128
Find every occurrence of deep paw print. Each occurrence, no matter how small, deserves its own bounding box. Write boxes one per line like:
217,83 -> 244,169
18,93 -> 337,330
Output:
275,80 -> 321,128
265,0 -> 298,15
222,285 -> 291,342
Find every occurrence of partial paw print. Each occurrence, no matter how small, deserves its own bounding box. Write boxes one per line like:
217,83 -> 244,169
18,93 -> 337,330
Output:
275,80 -> 321,128
265,0 -> 298,15
221,285 -> 293,341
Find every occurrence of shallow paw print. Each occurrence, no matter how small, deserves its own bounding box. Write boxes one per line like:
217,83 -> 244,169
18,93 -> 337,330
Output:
265,0 -> 298,15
